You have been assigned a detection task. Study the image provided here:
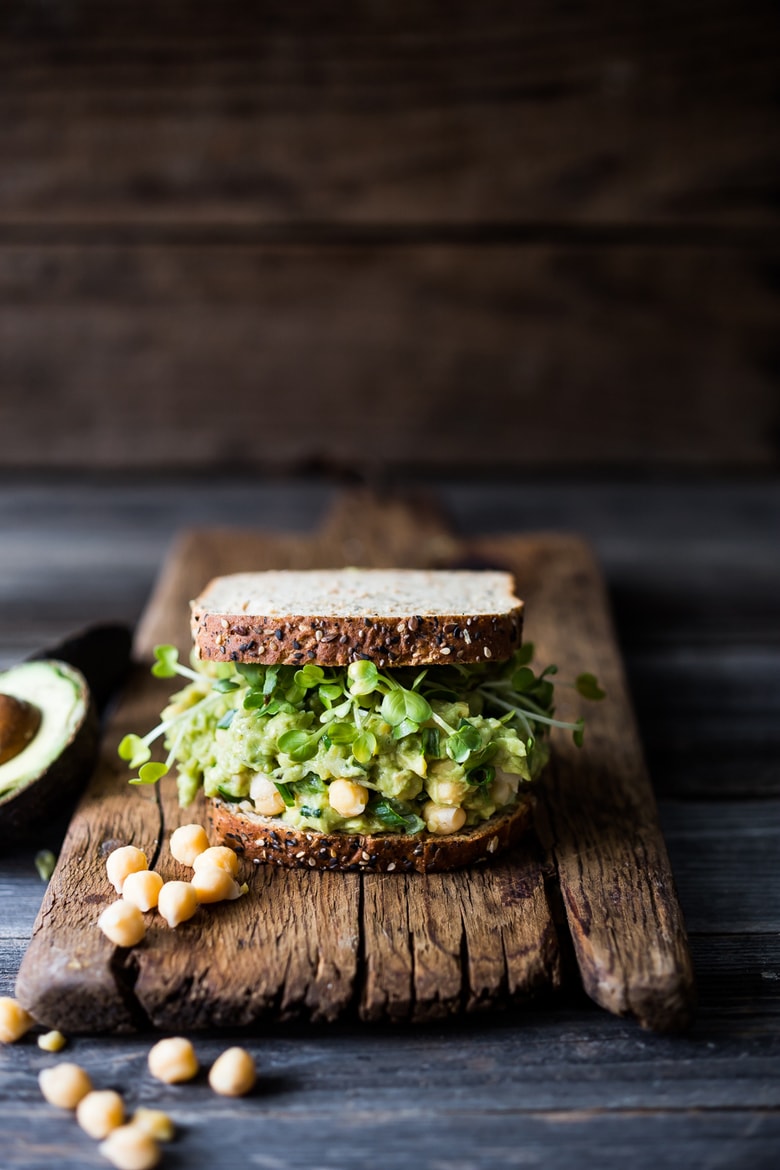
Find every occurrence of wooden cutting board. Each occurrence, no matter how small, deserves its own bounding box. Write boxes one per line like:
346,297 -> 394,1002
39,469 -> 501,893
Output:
16,491 -> 695,1033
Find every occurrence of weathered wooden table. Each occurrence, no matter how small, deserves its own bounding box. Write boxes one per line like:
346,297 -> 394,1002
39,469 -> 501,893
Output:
1,476 -> 778,1169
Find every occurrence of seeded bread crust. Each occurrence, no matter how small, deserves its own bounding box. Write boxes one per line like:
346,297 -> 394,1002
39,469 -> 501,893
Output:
191,569 -> 523,667
207,792 -> 535,874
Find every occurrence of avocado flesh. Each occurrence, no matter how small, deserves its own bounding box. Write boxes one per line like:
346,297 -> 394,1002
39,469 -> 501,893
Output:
0,661 -> 90,801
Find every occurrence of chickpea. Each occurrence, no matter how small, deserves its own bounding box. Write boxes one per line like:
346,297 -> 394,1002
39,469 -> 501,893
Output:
106,846 -> 148,894
38,1062 -> 92,1109
121,869 -> 163,912
76,1089 -> 125,1139
422,801 -> 467,836
432,778 -> 467,806
98,900 -> 146,947
328,779 -> 369,818
169,823 -> 209,867
131,1108 -> 175,1143
0,996 -> 34,1044
99,1125 -> 161,1170
157,880 -> 199,928
37,1030 -> 67,1053
208,1046 -> 256,1097
191,866 -> 241,904
250,775 -> 285,816
147,1036 -> 199,1084
192,845 -> 239,877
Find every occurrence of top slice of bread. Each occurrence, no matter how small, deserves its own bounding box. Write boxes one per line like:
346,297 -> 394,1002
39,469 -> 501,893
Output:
191,568 -> 523,667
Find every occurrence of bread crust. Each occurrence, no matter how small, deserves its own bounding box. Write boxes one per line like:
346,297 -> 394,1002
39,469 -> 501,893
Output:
192,609 -> 523,667
207,792 -> 536,874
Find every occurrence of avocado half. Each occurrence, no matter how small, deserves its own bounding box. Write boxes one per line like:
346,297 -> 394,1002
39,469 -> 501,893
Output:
0,660 -> 99,836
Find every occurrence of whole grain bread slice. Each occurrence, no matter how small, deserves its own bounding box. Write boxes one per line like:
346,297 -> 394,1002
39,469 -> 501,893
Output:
191,568 -> 523,667
208,791 -> 535,874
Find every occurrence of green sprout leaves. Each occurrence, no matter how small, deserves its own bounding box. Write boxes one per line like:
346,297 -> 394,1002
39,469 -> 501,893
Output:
120,631 -> 608,811
510,666 -> 536,693
294,664 -> 325,690
129,761 -> 169,786
324,721 -> 357,746
373,798 -> 426,835
347,660 -> 380,696
353,730 -> 377,764
119,732 -> 170,784
380,687 -> 432,730
277,728 -> 321,762
575,672 -> 606,701
446,719 -> 482,764
118,734 -> 151,769
467,763 -> 496,790
151,644 -> 180,678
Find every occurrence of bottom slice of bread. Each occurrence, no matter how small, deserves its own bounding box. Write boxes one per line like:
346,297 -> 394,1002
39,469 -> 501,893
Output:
207,792 -> 536,874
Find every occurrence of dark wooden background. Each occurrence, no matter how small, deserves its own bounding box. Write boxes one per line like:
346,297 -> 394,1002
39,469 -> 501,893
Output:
1,0 -> 778,473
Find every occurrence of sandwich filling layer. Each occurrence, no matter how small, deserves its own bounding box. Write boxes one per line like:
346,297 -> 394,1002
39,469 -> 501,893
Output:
127,649 -> 569,837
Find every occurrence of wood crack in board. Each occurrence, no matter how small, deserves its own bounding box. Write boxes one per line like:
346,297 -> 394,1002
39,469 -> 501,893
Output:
14,491 -> 695,1033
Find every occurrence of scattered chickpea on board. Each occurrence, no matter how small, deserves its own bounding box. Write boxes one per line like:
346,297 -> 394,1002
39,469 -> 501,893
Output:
2,825 -> 257,1169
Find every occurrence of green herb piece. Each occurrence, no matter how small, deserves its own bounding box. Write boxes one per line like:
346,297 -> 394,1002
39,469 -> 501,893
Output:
514,642 -> 535,666
511,667 -> 536,693
275,781 -> 295,807
294,664 -> 325,690
216,708 -> 237,730
130,761 -> 169,785
296,774 -> 326,796
326,698 -> 353,720
353,730 -> 377,764
118,734 -> 151,769
35,849 -> 57,882
277,728 -> 320,762
446,719 -> 482,764
380,688 -> 431,728
575,672 -> 606,701
324,721 -> 357,745
236,663 -> 264,687
467,763 -> 495,789
319,683 -> 344,708
216,785 -> 244,802
347,660 -> 380,695
573,719 -> 585,747
213,678 -> 240,693
299,805 -> 323,820
373,799 -> 426,835
422,727 -> 441,758
151,644 -> 180,678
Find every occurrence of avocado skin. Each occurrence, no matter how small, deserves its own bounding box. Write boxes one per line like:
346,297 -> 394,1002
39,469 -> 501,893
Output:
0,666 -> 100,839
28,622 -> 132,716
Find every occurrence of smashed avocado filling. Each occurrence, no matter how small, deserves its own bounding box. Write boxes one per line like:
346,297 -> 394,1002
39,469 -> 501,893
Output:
120,646 -> 604,836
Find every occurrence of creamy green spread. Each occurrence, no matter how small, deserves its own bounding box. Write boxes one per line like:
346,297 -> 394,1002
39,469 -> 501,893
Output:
146,653 -> 557,835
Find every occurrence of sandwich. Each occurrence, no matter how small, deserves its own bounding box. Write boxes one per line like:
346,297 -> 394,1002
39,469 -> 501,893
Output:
121,569 -> 600,873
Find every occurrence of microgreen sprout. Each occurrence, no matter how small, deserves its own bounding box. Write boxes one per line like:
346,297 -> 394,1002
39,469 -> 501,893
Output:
119,644 -> 232,785
120,638 -> 605,823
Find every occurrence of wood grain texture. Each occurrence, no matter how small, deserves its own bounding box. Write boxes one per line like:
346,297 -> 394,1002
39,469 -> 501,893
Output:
14,492 -> 693,1032
0,1 -> 777,228
0,244 -> 777,471
471,534 -> 696,1029
1,476 -> 778,1170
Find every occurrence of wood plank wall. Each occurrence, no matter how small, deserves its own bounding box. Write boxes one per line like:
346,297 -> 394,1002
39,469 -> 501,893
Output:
0,1 -> 778,473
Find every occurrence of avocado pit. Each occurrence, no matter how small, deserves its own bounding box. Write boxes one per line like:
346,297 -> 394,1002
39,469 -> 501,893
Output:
0,693 -> 42,765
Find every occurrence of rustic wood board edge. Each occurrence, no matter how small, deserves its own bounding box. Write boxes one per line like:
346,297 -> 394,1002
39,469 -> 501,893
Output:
15,492 -> 695,1033
472,533 -> 696,1031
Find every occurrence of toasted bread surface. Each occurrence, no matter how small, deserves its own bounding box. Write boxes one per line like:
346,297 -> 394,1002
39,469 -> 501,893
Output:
208,792 -> 535,874
191,569 -> 523,666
